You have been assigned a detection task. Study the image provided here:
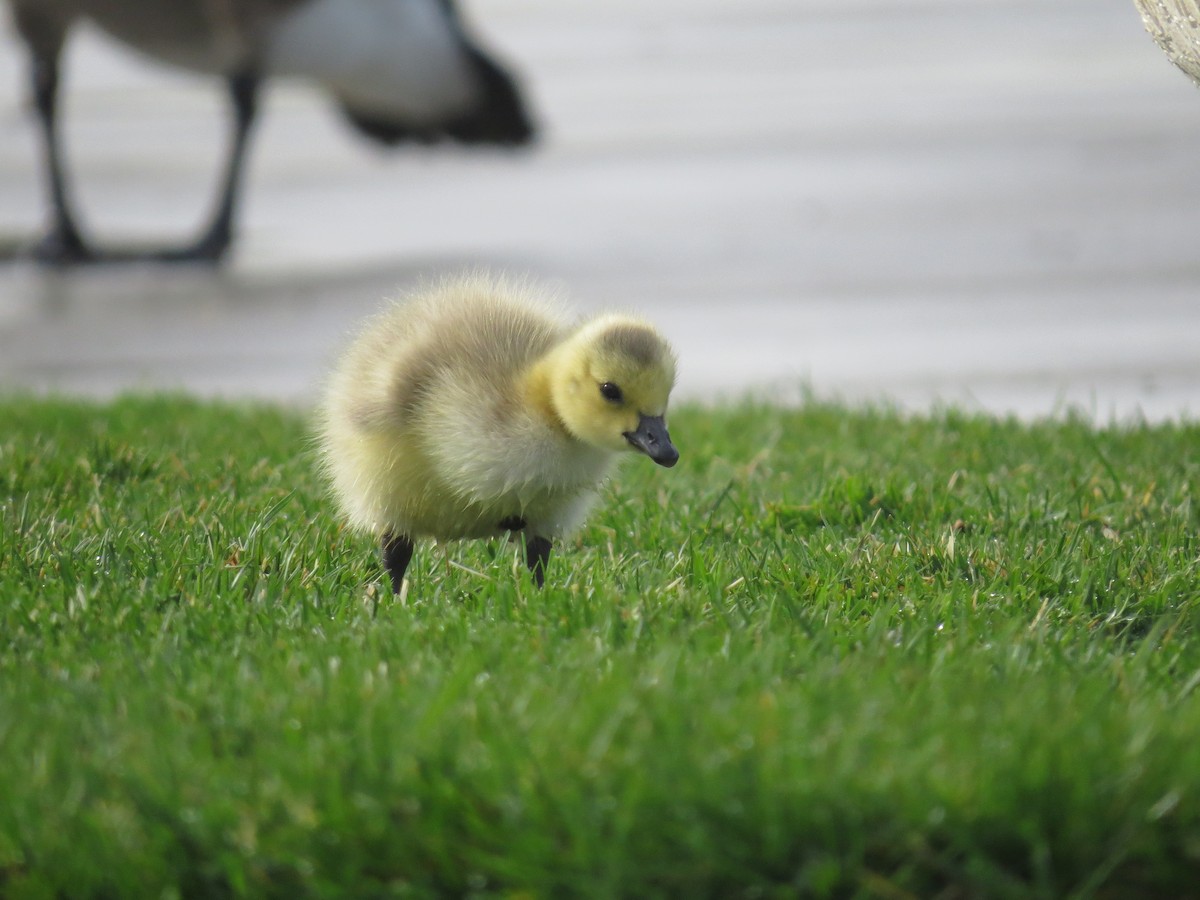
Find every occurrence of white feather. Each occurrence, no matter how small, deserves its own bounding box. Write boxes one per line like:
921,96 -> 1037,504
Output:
268,0 -> 479,121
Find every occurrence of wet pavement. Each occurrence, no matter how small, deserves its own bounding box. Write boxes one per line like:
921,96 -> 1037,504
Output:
1,0 -> 1199,421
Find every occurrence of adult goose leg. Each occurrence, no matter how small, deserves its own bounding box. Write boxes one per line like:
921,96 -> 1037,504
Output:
157,71 -> 261,263
24,28 -> 92,265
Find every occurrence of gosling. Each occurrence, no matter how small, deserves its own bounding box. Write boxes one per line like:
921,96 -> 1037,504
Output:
318,275 -> 679,592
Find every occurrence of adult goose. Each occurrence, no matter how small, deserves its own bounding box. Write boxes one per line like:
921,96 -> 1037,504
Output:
8,0 -> 535,264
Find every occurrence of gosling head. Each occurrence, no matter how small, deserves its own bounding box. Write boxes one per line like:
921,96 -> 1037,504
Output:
548,315 -> 679,467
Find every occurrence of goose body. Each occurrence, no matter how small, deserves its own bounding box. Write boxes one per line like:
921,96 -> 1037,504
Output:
8,0 -> 534,263
1134,0 -> 1200,84
319,275 -> 679,591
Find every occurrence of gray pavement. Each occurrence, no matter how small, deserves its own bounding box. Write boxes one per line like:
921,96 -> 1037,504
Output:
1,0 -> 1199,421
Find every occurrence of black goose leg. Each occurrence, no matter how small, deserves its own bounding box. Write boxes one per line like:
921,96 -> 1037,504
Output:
158,70 -> 261,263
381,531 -> 415,595
525,535 -> 552,588
27,39 -> 92,265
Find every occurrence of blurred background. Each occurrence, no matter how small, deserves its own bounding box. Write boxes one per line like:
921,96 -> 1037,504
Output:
0,0 -> 1198,419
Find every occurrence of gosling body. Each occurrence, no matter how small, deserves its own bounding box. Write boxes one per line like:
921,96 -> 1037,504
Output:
319,276 -> 679,591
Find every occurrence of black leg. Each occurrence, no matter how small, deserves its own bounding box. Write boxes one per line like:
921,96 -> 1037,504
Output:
381,531 -> 415,595
27,40 -> 92,265
158,70 -> 260,263
525,535 -> 552,588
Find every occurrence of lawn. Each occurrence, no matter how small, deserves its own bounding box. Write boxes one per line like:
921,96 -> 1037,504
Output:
1,394 -> 1198,898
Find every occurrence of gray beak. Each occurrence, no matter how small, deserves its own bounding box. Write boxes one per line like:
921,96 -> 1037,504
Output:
623,414 -> 679,468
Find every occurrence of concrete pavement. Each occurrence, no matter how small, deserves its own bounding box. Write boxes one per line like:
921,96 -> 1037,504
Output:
1,0 -> 1198,421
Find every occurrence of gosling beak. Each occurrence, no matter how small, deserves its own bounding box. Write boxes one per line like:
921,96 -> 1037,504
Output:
623,414 -> 679,468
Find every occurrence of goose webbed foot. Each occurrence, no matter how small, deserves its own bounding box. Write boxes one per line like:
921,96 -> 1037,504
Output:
31,223 -> 94,266
149,228 -> 233,264
381,531 -> 415,595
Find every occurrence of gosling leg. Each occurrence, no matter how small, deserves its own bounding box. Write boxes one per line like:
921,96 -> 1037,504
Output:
525,535 -> 552,588
381,531 -> 415,595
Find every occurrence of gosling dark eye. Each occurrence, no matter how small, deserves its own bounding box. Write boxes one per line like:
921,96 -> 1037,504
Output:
599,382 -> 624,403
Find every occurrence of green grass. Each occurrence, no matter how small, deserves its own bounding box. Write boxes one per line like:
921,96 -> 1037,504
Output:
2,394 -> 1199,898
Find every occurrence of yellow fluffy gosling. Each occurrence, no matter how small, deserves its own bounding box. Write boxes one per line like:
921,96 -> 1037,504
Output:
318,275 -> 679,592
